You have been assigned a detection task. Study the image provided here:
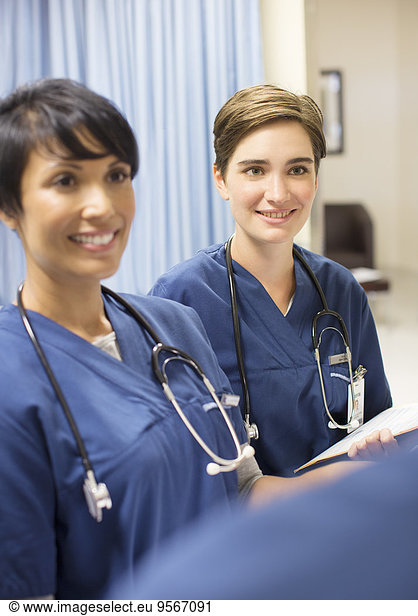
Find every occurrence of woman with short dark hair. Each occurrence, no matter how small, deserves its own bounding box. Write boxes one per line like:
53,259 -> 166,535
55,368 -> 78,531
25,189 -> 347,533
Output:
0,78 -> 254,599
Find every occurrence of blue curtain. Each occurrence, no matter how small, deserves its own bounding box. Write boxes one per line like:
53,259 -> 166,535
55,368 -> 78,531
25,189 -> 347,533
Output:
0,0 -> 264,303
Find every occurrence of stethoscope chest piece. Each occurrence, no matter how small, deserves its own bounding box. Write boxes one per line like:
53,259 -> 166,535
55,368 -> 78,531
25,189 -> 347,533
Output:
246,422 -> 259,441
83,471 -> 112,522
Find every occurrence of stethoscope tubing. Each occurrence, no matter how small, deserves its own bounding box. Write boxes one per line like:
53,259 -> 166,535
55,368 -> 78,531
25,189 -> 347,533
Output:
17,283 -> 92,475
225,238 -> 251,425
152,343 -> 253,473
103,285 -> 254,469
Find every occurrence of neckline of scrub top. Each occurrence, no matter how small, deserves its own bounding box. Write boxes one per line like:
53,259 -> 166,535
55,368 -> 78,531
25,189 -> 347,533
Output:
215,244 -> 322,367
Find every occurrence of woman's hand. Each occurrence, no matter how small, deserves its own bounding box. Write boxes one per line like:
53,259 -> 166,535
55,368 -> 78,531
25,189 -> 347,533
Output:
347,428 -> 398,460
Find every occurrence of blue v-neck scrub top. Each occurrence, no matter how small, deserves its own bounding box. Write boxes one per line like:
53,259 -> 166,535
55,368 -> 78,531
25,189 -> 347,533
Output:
0,293 -> 247,599
149,243 -> 392,476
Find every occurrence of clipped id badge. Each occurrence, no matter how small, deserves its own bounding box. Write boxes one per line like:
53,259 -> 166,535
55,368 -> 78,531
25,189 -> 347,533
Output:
347,376 -> 365,434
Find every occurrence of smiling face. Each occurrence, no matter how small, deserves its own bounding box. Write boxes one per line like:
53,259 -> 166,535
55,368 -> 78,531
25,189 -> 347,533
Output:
3,139 -> 135,291
213,120 -> 318,251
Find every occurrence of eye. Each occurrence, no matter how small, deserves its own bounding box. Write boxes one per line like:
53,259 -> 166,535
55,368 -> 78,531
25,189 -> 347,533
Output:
53,174 -> 76,188
108,167 -> 131,183
245,167 -> 264,177
289,166 -> 308,176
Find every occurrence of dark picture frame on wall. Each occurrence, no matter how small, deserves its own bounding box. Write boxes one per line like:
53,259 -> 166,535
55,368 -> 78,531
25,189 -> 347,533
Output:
320,70 -> 344,154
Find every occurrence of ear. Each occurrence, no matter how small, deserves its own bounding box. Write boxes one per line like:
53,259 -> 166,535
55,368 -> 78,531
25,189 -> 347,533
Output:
0,208 -> 19,232
212,164 -> 229,201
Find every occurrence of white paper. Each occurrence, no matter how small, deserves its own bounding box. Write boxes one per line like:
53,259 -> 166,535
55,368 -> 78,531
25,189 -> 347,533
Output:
294,403 -> 418,473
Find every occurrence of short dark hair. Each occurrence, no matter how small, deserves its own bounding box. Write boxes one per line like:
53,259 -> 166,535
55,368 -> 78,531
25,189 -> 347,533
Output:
214,84 -> 326,178
0,78 -> 139,216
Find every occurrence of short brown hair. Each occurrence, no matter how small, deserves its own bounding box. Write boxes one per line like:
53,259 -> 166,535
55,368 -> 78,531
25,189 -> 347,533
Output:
213,84 -> 326,177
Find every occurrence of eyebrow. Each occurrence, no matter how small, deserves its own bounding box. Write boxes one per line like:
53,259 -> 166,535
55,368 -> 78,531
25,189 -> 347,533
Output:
47,160 -> 83,170
236,159 -> 268,167
287,157 -> 315,165
236,157 -> 314,167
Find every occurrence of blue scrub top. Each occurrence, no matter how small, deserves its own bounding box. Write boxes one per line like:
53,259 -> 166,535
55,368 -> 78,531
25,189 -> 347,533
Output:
149,243 -> 392,476
0,293 -> 246,599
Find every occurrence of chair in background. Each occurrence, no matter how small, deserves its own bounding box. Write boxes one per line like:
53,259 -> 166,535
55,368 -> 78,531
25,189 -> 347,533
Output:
323,203 -> 390,293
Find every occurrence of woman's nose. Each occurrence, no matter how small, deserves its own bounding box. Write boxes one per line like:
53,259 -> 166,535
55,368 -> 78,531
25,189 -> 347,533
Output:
264,174 -> 289,204
81,184 -> 115,218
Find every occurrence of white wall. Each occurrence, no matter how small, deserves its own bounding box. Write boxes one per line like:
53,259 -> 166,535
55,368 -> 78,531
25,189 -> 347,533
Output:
398,0 -> 418,271
260,0 -> 307,93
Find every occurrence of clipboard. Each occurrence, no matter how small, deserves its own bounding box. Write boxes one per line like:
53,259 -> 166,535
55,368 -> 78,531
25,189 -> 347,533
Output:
294,402 -> 418,474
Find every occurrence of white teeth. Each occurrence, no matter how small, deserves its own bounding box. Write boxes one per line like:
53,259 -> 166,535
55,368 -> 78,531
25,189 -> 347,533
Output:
259,211 -> 291,219
71,233 -> 115,245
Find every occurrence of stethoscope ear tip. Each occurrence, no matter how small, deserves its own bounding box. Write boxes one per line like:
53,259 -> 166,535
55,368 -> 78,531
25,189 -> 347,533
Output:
243,444 -> 255,458
206,444 -> 255,475
206,462 -> 221,475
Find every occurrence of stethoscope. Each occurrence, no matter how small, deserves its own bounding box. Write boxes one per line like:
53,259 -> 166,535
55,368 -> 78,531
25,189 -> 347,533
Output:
16,283 -> 254,523
225,235 -> 363,439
